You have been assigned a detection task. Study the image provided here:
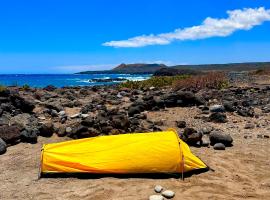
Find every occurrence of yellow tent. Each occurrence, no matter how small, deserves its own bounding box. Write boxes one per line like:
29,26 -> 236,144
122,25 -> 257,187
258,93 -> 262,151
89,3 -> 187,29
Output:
41,129 -> 207,175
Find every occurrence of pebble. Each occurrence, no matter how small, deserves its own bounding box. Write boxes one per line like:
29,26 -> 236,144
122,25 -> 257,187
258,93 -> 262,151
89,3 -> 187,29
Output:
70,113 -> 81,119
161,190 -> 175,199
58,111 -> 66,116
154,185 -> 163,193
149,195 -> 164,200
213,143 -> 226,150
81,114 -> 89,119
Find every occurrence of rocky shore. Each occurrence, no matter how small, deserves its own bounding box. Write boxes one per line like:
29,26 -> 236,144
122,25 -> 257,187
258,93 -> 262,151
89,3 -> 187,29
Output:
1,82 -> 269,155
1,76 -> 270,199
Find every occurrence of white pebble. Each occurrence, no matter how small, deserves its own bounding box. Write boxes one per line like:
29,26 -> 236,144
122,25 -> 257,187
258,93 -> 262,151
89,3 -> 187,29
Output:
149,195 -> 164,200
162,190 -> 175,199
154,185 -> 163,193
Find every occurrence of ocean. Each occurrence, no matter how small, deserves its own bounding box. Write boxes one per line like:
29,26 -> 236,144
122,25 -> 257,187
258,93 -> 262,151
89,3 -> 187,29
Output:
0,74 -> 151,88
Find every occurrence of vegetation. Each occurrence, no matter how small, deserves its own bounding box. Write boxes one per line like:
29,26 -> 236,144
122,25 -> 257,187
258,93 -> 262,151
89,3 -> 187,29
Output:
172,72 -> 229,91
119,75 -> 190,89
252,68 -> 270,75
0,85 -> 6,92
22,84 -> 30,91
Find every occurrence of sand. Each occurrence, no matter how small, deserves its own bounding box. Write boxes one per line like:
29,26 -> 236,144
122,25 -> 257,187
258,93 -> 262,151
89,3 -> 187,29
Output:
1,107 -> 270,200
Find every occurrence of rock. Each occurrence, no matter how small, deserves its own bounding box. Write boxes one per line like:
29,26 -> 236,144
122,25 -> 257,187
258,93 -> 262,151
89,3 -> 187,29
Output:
9,113 -> 39,130
112,115 -> 130,130
128,106 -> 142,116
9,94 -> 35,113
199,127 -> 213,134
39,122 -> 54,137
149,195 -> 164,200
20,129 -> 38,144
154,185 -> 163,193
223,101 -> 236,112
81,116 -> 95,127
182,128 -> 202,145
43,85 -> 57,91
213,143 -> 226,150
176,120 -> 186,128
209,131 -> 233,146
161,190 -> 175,199
0,138 -> 7,155
66,127 -> 72,134
209,112 -> 227,123
244,123 -> 255,129
45,102 -> 63,112
70,113 -> 81,119
57,126 -> 67,137
210,104 -> 225,112
81,114 -> 89,119
0,125 -> 21,144
58,110 -> 66,117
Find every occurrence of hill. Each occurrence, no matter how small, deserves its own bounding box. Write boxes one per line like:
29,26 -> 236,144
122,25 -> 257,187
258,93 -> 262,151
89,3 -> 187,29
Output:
77,62 -> 270,74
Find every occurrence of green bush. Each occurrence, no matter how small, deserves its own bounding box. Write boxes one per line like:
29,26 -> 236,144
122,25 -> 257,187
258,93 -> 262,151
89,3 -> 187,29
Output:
119,75 -> 190,89
22,84 -> 30,90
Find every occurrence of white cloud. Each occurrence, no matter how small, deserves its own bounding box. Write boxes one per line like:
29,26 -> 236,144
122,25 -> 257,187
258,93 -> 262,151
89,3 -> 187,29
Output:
103,7 -> 270,48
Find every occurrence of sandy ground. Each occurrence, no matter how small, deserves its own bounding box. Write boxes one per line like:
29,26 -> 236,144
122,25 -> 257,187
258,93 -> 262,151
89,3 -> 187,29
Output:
1,107 -> 270,200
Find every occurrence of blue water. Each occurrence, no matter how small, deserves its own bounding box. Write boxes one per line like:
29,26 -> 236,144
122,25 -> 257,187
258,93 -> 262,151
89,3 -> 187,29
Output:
0,74 -> 151,88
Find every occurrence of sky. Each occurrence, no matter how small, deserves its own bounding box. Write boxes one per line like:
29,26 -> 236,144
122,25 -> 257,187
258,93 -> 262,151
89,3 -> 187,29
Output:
0,0 -> 270,74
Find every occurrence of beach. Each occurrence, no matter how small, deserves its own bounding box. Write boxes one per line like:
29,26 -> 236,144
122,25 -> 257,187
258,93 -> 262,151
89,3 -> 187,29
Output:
0,106 -> 269,200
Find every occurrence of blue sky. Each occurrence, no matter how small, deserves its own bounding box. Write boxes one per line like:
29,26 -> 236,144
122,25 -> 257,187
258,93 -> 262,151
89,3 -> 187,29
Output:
0,0 -> 270,73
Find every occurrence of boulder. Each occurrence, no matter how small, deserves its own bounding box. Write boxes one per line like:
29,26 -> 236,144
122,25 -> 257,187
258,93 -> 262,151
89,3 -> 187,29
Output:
81,116 -> 95,127
209,131 -> 233,146
213,143 -> 226,150
9,94 -> 35,113
0,138 -> 7,155
112,115 -> 130,130
39,122 -> 54,137
128,106 -> 142,116
0,125 -> 21,144
209,112 -> 227,123
20,129 -> 38,144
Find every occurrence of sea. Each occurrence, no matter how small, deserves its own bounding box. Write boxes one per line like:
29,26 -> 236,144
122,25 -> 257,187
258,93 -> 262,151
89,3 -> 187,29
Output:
0,74 -> 151,88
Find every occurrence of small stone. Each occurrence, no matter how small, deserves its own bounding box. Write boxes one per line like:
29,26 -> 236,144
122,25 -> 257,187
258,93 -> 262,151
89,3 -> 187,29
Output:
70,113 -> 81,119
149,195 -> 164,200
154,185 -> 163,193
81,114 -> 89,119
66,127 -> 72,133
213,143 -> 226,150
38,116 -> 46,120
58,111 -> 66,116
161,190 -> 175,199
210,104 -> 225,112
176,120 -> 186,128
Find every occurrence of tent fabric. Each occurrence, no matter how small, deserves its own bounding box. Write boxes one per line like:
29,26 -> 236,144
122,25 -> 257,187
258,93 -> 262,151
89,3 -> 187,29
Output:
41,129 -> 207,174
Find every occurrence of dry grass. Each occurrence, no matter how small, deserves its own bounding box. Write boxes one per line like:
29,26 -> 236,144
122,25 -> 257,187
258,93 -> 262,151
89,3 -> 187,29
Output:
172,72 -> 229,91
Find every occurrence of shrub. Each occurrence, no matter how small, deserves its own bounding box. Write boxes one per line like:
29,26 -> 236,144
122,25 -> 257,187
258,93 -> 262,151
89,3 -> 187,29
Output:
22,84 -> 30,91
172,72 -> 229,91
119,75 -> 190,89
0,85 -> 6,92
